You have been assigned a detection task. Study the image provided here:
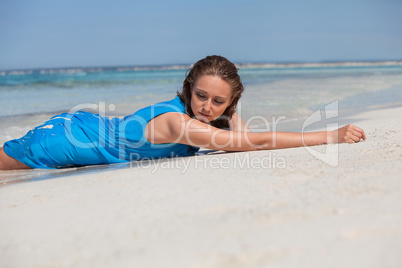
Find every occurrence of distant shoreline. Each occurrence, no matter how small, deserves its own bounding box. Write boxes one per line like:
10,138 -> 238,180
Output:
1,60 -> 402,75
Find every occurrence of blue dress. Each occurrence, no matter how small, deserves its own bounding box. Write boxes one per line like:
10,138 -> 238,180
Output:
3,96 -> 199,169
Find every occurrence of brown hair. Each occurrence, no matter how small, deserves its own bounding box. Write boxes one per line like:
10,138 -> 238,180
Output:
177,55 -> 244,129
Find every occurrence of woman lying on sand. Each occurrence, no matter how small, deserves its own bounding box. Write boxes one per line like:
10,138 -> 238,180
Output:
0,55 -> 366,170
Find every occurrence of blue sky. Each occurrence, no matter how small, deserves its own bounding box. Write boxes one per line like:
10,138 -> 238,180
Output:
1,0 -> 401,70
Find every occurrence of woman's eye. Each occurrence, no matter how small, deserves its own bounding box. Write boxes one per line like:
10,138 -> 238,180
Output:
197,93 -> 206,99
214,100 -> 223,104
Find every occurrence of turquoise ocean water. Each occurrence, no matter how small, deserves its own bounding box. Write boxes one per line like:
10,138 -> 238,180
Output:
1,62 -> 402,147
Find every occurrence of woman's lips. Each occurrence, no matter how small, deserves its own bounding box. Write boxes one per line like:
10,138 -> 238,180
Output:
198,112 -> 211,122
199,112 -> 211,118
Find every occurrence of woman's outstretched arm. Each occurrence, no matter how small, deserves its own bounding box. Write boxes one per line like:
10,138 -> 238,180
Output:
246,124 -> 366,149
147,113 -> 366,151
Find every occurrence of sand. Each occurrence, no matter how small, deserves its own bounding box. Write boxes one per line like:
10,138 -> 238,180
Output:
0,105 -> 401,268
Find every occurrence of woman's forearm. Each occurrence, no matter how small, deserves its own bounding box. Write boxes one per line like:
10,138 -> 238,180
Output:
247,131 -> 328,150
246,124 -> 366,150
207,130 -> 328,151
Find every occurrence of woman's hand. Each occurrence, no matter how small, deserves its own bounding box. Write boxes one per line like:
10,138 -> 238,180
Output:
328,124 -> 366,144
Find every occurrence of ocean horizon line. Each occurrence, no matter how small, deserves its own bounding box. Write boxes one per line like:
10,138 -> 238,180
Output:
1,59 -> 402,76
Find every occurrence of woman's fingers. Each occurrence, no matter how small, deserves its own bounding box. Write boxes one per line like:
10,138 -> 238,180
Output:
353,125 -> 366,141
351,130 -> 363,142
350,132 -> 361,143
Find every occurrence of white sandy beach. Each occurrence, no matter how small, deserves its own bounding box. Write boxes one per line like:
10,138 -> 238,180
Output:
1,105 -> 402,268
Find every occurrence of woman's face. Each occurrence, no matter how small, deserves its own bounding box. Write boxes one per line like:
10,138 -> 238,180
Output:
190,75 -> 233,123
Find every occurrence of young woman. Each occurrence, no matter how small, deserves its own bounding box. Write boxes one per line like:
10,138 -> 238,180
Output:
0,55 -> 366,170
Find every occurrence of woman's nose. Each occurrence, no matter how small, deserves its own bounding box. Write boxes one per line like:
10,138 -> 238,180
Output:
203,99 -> 212,112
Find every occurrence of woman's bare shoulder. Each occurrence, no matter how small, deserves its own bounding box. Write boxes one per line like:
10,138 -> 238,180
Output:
145,112 -> 192,144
